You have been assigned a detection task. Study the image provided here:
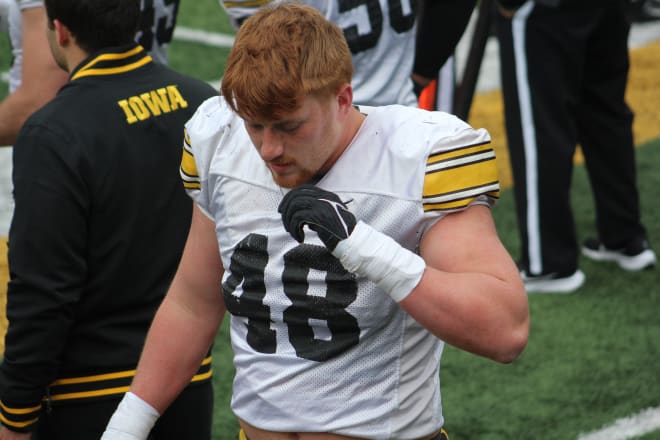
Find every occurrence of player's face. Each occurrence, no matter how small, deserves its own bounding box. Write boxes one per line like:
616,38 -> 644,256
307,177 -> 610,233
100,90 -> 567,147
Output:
244,92 -> 349,188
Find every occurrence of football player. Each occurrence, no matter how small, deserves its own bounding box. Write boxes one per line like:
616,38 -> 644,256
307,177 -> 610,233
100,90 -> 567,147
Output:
103,4 -> 530,439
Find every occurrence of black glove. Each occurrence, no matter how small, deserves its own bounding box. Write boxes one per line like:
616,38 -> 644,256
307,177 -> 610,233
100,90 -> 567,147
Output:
278,184 -> 356,251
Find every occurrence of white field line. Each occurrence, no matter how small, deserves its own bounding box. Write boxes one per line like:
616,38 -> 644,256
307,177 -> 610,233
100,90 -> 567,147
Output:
577,406 -> 660,440
172,26 -> 234,48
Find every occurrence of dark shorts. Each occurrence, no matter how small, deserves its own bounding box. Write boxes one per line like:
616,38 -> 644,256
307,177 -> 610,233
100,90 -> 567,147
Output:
34,381 -> 213,440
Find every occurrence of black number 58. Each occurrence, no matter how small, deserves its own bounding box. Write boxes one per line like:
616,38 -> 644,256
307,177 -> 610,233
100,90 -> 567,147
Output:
338,0 -> 416,54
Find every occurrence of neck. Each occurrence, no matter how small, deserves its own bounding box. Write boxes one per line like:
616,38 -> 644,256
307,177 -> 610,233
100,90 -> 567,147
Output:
65,47 -> 90,73
341,106 -> 366,150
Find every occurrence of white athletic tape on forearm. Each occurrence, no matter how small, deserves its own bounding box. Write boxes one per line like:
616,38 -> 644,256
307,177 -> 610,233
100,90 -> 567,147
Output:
101,392 -> 160,440
333,221 -> 426,302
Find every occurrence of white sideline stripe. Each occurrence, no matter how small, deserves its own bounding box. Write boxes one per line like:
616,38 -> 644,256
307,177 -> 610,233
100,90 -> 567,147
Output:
173,26 -> 234,48
577,406 -> 660,440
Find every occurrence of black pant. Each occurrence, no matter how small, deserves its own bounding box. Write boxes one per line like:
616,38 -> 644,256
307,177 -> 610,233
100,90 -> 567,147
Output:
494,0 -> 647,275
34,381 -> 213,440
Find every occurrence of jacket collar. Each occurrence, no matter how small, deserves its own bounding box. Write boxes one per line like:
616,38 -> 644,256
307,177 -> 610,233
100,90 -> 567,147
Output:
70,43 -> 153,81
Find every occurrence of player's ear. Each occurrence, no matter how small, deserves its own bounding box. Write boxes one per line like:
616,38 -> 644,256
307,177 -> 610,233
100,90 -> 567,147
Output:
52,19 -> 71,46
336,83 -> 353,116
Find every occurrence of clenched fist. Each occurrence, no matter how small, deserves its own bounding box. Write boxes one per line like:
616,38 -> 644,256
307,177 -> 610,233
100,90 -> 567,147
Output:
278,184 -> 356,251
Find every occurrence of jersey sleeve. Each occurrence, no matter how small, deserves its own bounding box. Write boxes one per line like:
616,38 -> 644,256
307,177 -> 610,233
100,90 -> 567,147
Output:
179,96 -> 236,219
422,124 -> 499,213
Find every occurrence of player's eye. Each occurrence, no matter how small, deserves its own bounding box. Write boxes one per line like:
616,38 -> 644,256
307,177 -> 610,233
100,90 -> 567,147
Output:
277,122 -> 301,133
246,122 -> 263,132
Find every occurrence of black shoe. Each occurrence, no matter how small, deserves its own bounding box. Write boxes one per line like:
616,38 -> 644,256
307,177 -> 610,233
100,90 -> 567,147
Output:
582,238 -> 657,271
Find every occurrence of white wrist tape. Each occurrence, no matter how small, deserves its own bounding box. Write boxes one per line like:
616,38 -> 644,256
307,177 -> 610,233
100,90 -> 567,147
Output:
101,392 -> 160,440
332,221 -> 426,302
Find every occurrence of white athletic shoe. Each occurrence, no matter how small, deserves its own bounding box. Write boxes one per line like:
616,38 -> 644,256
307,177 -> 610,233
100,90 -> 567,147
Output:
582,238 -> 657,271
521,269 -> 585,294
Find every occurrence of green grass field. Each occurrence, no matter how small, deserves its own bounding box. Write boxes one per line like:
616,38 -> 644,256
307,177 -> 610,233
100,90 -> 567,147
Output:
1,1 -> 659,439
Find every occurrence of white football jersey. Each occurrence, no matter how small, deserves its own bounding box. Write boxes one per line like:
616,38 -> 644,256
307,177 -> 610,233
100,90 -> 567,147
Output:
181,96 -> 499,439
220,0 -> 418,107
6,0 -> 178,93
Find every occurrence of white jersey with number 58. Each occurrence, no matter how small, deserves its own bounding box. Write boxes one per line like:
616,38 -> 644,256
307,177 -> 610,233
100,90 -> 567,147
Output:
220,0 -> 418,106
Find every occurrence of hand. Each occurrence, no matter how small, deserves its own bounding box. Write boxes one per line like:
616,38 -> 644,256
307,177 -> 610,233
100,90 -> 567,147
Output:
0,427 -> 31,440
278,184 -> 356,251
411,73 -> 432,98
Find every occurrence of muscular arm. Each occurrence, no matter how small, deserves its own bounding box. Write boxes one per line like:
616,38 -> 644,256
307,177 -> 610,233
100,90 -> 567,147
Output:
131,204 -> 226,413
400,205 -> 529,363
0,7 -> 68,146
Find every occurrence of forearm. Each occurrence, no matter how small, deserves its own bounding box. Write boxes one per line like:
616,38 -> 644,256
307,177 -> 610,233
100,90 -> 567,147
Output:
399,266 -> 528,363
408,205 -> 529,362
130,204 -> 225,412
332,207 -> 528,363
130,289 -> 223,413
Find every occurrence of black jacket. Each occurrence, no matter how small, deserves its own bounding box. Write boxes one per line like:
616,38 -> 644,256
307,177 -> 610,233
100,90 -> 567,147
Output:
0,43 -> 216,431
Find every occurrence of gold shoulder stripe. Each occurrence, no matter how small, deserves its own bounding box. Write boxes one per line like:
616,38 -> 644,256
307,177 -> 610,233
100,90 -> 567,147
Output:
180,129 -> 201,190
423,142 -> 500,212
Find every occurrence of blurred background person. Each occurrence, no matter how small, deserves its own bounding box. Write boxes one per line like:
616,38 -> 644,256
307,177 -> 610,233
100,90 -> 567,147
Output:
0,0 -> 217,437
494,0 -> 656,294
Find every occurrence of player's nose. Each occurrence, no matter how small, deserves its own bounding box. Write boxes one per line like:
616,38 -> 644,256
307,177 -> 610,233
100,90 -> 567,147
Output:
260,128 -> 284,161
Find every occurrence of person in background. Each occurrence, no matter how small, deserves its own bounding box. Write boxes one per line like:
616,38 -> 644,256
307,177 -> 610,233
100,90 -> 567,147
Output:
0,1 -> 183,353
494,0 -> 656,294
220,0 -> 419,106
102,4 -> 529,439
0,0 -> 180,147
0,0 -> 217,438
221,0 -> 479,112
